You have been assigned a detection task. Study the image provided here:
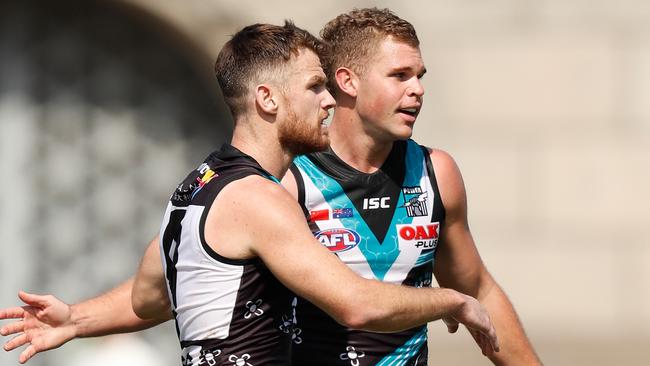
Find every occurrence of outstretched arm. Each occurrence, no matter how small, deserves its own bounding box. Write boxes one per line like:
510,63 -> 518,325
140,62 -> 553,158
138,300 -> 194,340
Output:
0,236 -> 169,364
430,148 -> 541,365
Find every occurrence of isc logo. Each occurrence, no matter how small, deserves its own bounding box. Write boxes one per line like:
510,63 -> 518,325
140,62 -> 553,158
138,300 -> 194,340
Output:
397,223 -> 440,249
315,228 -> 361,253
363,197 -> 390,210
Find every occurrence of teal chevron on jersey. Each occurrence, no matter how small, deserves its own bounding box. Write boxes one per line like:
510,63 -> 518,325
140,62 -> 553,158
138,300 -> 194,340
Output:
375,326 -> 427,366
294,155 -> 396,280
293,141 -> 426,281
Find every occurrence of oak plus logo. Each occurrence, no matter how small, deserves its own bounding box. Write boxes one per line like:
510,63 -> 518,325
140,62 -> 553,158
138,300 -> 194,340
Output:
396,223 -> 440,249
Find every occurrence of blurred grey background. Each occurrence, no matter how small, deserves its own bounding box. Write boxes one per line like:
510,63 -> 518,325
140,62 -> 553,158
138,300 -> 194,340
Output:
1,0 -> 649,365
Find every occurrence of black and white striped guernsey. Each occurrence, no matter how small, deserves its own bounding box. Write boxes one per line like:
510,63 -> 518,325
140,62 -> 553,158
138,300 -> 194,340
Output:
159,144 -> 294,366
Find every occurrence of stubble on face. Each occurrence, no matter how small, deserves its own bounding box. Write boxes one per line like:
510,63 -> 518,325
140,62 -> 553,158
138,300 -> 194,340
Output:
278,104 -> 329,156
277,49 -> 332,156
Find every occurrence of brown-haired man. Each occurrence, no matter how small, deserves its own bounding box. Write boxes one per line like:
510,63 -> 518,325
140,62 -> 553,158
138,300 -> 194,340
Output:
0,20 -> 499,366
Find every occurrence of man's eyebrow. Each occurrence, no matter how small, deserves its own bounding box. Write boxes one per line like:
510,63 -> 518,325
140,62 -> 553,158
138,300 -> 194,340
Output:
308,74 -> 327,84
390,66 -> 427,76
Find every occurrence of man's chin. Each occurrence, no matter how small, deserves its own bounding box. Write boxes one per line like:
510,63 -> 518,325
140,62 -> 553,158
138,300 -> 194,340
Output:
306,137 -> 330,154
285,136 -> 330,156
395,126 -> 414,140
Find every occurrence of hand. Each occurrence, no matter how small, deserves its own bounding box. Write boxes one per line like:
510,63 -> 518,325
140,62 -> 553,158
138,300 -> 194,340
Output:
0,291 -> 77,364
442,293 -> 500,356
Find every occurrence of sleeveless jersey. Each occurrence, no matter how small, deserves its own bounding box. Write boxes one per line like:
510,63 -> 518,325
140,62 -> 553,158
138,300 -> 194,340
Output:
290,139 -> 445,366
159,144 -> 294,366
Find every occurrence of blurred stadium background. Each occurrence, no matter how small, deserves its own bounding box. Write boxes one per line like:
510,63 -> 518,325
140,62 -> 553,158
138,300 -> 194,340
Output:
1,0 -> 649,365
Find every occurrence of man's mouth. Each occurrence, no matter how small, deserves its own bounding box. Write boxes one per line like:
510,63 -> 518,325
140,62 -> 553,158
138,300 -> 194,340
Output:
397,107 -> 419,117
320,111 -> 332,126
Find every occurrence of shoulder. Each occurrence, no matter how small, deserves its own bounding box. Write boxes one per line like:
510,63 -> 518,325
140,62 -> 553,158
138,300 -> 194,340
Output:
216,174 -> 305,229
213,174 -> 303,229
422,147 -> 464,185
221,174 -> 297,208
421,146 -> 467,210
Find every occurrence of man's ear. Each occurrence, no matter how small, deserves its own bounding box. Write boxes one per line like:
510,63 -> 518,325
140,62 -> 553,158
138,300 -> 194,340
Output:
254,84 -> 279,115
334,67 -> 358,98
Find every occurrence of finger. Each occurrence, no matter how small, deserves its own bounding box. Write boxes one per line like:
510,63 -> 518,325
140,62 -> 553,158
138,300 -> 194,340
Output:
18,291 -> 49,309
480,334 -> 491,356
0,320 -> 25,336
0,307 -> 26,320
442,318 -> 459,333
469,329 -> 488,356
489,326 -> 500,352
446,322 -> 459,333
475,326 -> 499,354
4,333 -> 28,352
472,331 -> 486,355
19,344 -> 37,364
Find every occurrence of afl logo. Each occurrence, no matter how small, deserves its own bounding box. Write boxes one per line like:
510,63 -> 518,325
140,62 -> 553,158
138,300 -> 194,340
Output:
315,228 -> 360,253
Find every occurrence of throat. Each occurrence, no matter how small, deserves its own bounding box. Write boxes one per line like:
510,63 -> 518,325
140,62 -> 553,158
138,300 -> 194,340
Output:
329,139 -> 394,174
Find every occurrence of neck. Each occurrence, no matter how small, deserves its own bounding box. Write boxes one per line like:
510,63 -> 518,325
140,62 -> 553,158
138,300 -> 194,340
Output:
328,106 -> 395,174
230,119 -> 294,180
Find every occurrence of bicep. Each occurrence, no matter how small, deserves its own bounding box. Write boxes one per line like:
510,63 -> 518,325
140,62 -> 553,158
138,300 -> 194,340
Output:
430,149 -> 491,297
434,222 -> 486,296
132,235 -> 172,320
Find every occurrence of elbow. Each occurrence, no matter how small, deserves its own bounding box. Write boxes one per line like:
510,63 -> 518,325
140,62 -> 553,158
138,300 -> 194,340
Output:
335,307 -> 370,330
331,296 -> 386,331
131,286 -> 169,320
131,292 -> 150,319
330,279 -> 398,331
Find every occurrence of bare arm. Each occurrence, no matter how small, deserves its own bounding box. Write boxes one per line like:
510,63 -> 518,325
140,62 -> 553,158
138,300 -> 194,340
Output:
207,176 -> 498,350
0,236 -> 169,364
430,148 -> 541,365
132,236 -> 172,320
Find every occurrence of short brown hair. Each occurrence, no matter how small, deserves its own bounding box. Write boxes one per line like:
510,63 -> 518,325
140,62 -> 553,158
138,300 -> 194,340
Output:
215,21 -> 326,118
320,8 -> 419,95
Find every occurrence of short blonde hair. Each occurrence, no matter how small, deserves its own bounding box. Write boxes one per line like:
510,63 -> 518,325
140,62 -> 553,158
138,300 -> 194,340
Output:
320,8 -> 419,95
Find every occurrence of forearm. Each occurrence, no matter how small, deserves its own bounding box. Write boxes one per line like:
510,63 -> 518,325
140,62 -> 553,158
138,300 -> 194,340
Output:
71,278 -> 166,338
480,283 -> 541,365
358,284 -> 466,332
